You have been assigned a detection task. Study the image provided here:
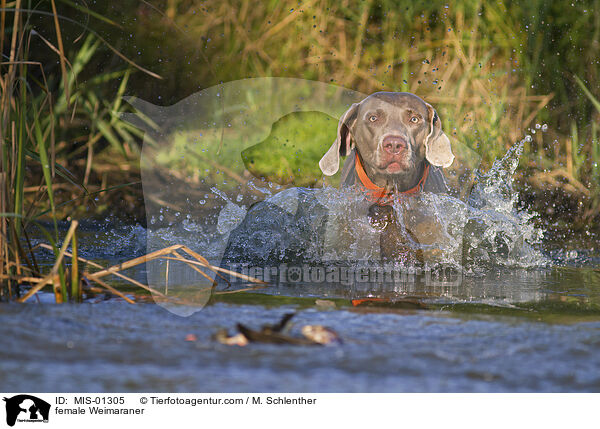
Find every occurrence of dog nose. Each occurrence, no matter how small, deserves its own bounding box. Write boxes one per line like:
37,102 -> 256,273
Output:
382,135 -> 407,154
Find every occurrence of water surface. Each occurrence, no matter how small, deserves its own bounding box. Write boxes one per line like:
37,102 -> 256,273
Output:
5,141 -> 600,392
1,298 -> 599,392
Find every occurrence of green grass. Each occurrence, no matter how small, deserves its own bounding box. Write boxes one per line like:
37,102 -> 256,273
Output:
0,1 -> 158,302
118,0 -> 600,217
2,0 -> 600,302
241,112 -> 339,187
154,110 -> 339,190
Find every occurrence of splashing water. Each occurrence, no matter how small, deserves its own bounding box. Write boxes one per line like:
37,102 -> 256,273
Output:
213,141 -> 548,272
463,141 -> 547,268
140,139 -> 551,287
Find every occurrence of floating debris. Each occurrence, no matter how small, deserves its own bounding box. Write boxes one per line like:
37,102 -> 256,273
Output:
236,322 -> 316,345
214,313 -> 341,346
301,325 -> 342,345
214,329 -> 249,346
315,299 -> 337,309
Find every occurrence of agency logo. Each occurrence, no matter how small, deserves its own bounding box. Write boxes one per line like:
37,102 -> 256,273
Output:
3,395 -> 50,426
121,78 -> 481,316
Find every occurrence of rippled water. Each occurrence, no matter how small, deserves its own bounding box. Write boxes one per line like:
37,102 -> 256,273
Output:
4,218 -> 600,392
1,300 -> 600,392
4,143 -> 600,392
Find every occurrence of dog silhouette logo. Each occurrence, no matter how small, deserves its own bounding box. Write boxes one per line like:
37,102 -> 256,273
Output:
3,395 -> 50,426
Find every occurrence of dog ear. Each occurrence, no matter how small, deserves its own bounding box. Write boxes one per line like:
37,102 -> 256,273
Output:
319,103 -> 359,176
424,103 -> 454,168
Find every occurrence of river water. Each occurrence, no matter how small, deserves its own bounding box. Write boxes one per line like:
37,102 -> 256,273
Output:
0,220 -> 599,392
1,142 -> 599,392
1,289 -> 599,392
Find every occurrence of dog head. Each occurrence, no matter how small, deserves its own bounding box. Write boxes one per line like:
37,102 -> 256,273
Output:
319,92 -> 454,190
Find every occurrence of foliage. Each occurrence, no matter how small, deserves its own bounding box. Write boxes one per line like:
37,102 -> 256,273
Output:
2,0 -> 600,300
0,1 -> 152,300
119,0 -> 600,221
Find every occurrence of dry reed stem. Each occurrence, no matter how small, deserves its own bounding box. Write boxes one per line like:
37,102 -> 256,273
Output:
165,258 -> 169,294
146,194 -> 185,213
50,0 -> 69,111
87,243 -> 238,285
87,275 -> 136,304
523,94 -> 554,130
52,273 -> 62,303
87,244 -> 186,279
40,243 -> 168,298
17,219 -> 78,302
175,244 -> 233,284
0,172 -> 5,284
530,169 -> 590,197
158,255 -> 267,284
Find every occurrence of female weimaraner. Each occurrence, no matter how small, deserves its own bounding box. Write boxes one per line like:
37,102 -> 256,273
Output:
221,92 -> 455,271
319,91 -> 454,198
318,92 -> 455,263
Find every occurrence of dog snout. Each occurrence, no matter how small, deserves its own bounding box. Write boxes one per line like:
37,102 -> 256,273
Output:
382,135 -> 408,155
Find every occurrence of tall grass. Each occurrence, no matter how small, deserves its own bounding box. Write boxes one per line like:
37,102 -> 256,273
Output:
124,0 -> 600,223
0,1 -> 157,301
2,0 -> 600,302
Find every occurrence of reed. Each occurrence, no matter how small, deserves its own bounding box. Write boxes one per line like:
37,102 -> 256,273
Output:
2,0 -> 600,303
127,0 -> 599,219
0,1 -> 156,301
574,75 -> 600,219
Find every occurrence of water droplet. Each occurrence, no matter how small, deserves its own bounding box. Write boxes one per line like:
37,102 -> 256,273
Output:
535,123 -> 541,129
541,124 -> 548,132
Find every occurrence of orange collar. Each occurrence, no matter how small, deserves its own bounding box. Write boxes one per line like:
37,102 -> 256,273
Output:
354,154 -> 429,203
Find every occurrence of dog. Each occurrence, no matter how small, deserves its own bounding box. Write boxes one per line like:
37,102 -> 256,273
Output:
319,91 -> 453,196
220,92 -> 455,273
319,92 -> 454,262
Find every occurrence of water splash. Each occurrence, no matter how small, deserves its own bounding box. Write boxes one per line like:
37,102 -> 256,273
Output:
463,141 -> 547,268
140,139 -> 550,284
219,141 -> 548,270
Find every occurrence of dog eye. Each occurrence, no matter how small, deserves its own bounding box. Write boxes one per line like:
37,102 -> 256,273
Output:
410,116 -> 420,123
368,115 -> 378,122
